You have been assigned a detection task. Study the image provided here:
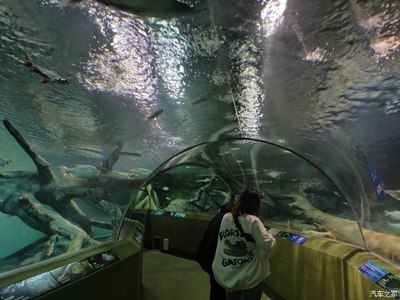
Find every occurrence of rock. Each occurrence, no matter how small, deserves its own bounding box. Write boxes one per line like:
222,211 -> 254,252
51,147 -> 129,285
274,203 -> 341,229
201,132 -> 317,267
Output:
59,165 -> 100,179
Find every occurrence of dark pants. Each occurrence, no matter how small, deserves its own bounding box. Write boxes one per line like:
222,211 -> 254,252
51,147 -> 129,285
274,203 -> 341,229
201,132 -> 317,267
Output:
210,275 -> 226,300
226,283 -> 263,300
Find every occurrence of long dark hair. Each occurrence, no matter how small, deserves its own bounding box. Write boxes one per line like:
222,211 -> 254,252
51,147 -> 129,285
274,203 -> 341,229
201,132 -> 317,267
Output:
232,188 -> 261,216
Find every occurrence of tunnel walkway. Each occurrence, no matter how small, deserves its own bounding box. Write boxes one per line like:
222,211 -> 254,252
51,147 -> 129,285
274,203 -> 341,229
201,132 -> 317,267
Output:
142,250 -> 274,300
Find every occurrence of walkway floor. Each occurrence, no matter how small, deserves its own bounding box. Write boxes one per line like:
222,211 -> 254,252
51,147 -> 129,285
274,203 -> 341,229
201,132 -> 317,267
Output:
142,250 -> 272,300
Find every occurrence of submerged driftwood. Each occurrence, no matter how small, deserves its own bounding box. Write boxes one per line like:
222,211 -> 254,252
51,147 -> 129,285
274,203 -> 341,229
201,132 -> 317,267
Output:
0,119 -> 144,264
270,193 -> 400,264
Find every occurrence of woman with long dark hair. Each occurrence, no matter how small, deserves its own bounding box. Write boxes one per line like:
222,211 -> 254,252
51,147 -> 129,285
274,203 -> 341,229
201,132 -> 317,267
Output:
212,188 -> 276,300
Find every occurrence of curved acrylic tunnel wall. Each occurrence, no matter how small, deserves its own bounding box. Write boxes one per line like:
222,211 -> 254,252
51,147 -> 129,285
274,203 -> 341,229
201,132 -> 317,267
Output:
125,139 -> 366,248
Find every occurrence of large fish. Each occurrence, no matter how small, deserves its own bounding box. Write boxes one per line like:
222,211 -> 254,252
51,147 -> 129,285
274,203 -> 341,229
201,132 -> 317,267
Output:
70,146 -> 142,157
192,86 -> 225,106
147,109 -> 164,122
22,54 -> 69,84
61,0 -> 193,19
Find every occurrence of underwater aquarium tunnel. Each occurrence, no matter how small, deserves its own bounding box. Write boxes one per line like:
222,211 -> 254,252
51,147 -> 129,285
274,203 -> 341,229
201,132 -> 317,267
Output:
0,0 -> 400,299
128,137 -> 367,246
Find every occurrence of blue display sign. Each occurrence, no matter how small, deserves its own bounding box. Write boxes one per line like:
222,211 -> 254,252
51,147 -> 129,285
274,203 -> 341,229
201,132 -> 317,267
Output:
173,212 -> 186,218
153,210 -> 165,216
133,224 -> 144,245
288,233 -> 308,245
359,260 -> 389,282
278,231 -> 308,245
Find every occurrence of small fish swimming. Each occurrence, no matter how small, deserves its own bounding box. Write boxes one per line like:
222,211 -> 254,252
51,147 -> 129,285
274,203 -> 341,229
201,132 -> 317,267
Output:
264,170 -> 284,178
196,178 -> 211,183
192,86 -> 224,105
162,186 -> 170,191
384,210 -> 400,221
121,151 -> 142,157
44,235 -> 59,257
69,146 -> 103,155
0,157 -> 10,167
68,146 -> 104,159
387,222 -> 400,232
147,109 -> 164,122
22,54 -> 69,84
70,146 -> 141,157
61,0 -> 192,19
218,151 -> 230,156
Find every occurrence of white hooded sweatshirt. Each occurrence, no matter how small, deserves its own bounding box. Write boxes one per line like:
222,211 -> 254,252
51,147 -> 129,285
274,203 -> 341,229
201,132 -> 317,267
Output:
212,213 -> 276,292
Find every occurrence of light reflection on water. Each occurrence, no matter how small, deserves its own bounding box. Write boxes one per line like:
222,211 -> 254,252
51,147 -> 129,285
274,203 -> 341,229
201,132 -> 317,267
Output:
0,0 -> 398,186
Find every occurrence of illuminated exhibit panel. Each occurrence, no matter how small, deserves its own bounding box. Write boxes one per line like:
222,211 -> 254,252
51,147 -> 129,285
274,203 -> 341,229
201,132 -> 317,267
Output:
131,139 -> 364,248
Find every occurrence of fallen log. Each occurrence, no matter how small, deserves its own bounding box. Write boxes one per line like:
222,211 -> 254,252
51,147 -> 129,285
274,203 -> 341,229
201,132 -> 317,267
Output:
271,193 -> 400,264
1,120 -> 144,236
3,119 -> 53,184
97,143 -> 124,174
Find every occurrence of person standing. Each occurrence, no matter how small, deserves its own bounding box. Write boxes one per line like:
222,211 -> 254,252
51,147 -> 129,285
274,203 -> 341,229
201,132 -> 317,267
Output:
196,203 -> 232,300
212,188 -> 276,300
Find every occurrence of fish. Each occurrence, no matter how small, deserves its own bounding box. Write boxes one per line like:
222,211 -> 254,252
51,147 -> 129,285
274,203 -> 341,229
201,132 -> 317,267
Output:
44,235 -> 59,257
192,86 -> 224,105
387,222 -> 400,232
196,178 -> 211,183
218,151 -> 230,156
0,157 -> 10,167
147,109 -> 164,122
68,147 -> 104,159
69,146 -> 103,155
70,146 -> 141,157
61,0 -> 193,19
264,170 -> 284,178
162,186 -> 170,191
22,54 -> 69,84
333,191 -> 341,197
384,210 -> 400,221
120,151 -> 141,157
